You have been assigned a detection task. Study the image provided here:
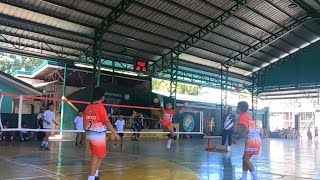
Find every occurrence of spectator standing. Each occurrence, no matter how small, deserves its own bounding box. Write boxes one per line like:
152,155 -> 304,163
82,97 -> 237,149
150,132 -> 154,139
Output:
221,107 -> 235,149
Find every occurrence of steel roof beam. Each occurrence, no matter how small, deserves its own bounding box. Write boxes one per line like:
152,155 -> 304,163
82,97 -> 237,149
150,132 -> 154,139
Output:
232,16 -> 293,53
0,36 -> 80,59
149,0 -> 250,75
218,25 -> 278,61
0,22 -> 92,46
115,22 -> 179,43
110,22 -> 258,69
314,0 -> 320,6
106,31 -> 169,49
0,30 -> 88,53
94,0 -> 133,37
103,40 -> 162,57
161,0 -> 270,63
178,60 -> 251,82
0,1 -> 96,29
222,16 -> 313,68
256,38 -> 320,77
0,46 -> 78,64
92,0 -> 133,86
132,0 -> 268,65
246,6 -> 309,44
42,0 -> 104,19
89,0 -> 263,69
0,14 -> 93,41
292,0 -> 320,17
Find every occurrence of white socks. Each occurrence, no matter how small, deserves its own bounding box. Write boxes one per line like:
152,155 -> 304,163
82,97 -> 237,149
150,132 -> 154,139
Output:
242,171 -> 248,180
88,176 -> 95,180
251,170 -> 259,180
167,139 -> 172,149
88,170 -> 99,180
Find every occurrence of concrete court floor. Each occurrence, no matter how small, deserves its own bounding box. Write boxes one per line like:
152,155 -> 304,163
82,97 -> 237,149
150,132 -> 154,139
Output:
0,138 -> 319,180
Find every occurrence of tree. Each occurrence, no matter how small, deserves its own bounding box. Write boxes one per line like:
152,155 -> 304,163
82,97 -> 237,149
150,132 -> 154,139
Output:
0,53 -> 44,74
152,78 -> 201,96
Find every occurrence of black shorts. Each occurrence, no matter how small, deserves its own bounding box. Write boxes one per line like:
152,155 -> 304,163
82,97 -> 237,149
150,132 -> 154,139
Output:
118,133 -> 124,137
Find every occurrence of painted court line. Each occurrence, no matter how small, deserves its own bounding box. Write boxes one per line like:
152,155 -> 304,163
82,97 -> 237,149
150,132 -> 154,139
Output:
60,153 -> 124,168
0,155 -> 67,179
63,167 -> 128,176
4,175 -> 59,180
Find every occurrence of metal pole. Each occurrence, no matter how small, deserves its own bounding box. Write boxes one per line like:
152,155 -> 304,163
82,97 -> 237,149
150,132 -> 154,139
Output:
112,60 -> 115,84
18,95 -> 23,129
60,64 -> 67,136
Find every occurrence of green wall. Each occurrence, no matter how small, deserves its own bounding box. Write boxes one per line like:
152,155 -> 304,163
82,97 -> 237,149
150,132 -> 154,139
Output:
61,102 -> 78,131
0,81 -> 26,113
260,42 -> 320,88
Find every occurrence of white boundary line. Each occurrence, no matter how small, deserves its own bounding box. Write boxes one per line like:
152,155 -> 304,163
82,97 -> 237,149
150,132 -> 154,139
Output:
1,128 -> 204,134
0,155 -> 66,179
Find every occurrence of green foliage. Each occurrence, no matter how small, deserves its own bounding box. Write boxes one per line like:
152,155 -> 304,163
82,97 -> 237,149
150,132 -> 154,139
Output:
152,79 -> 170,92
0,53 -> 44,74
152,78 -> 201,96
177,84 -> 199,95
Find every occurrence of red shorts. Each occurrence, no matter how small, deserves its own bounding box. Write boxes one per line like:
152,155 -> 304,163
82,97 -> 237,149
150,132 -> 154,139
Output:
87,131 -> 107,158
161,119 -> 173,128
244,137 -> 261,156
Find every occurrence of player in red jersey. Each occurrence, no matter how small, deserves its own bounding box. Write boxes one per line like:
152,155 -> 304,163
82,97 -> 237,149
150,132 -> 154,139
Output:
84,87 -> 120,180
158,95 -> 178,149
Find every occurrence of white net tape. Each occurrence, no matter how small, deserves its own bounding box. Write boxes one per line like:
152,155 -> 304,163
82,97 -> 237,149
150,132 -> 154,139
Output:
0,92 -> 205,135
0,129 -> 202,134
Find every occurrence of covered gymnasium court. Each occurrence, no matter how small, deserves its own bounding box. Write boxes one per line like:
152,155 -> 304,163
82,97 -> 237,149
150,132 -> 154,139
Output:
0,0 -> 320,179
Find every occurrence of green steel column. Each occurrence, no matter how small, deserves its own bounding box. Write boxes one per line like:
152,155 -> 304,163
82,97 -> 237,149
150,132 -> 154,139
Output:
112,60 -> 115,84
96,58 -> 101,87
94,29 -> 103,88
170,52 -> 179,108
220,65 -> 229,135
60,64 -> 67,135
251,72 -> 259,120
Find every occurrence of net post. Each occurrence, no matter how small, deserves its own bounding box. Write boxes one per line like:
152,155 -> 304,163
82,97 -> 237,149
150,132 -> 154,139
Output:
201,112 -> 204,134
0,91 -> 4,131
18,95 -> 23,129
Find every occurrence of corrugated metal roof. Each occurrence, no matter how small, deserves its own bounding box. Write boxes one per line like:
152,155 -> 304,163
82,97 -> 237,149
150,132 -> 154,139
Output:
128,3 -> 197,33
203,33 -> 249,53
195,40 -> 237,58
0,0 -> 318,87
186,47 -> 227,63
0,3 -> 94,35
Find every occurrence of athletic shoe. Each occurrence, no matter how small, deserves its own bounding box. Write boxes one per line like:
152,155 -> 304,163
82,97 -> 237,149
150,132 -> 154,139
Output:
75,143 -> 78,147
113,144 -> 117,149
121,144 -> 124,149
227,146 -> 231,152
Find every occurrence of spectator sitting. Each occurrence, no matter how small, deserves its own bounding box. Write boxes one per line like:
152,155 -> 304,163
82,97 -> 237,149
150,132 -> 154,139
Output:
1,121 -> 14,142
20,123 -> 31,142
37,107 -> 45,141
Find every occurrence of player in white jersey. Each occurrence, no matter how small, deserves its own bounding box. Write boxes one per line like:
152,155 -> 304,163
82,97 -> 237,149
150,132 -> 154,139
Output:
40,103 -> 58,151
114,115 -> 125,149
74,110 -> 84,146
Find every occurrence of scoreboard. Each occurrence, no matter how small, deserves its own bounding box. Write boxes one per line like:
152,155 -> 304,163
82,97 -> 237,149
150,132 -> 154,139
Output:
135,60 -> 148,72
